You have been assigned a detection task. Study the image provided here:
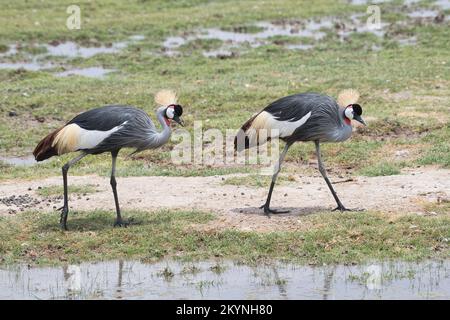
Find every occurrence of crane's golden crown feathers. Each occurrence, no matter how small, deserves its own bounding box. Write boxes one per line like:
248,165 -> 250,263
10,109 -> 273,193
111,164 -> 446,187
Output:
337,89 -> 360,107
155,89 -> 177,107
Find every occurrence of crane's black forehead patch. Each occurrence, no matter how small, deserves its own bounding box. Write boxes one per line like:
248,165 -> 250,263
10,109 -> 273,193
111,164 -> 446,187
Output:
352,104 -> 362,116
174,105 -> 183,116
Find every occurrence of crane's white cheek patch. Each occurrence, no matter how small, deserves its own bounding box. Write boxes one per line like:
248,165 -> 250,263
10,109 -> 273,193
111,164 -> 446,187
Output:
166,107 -> 175,119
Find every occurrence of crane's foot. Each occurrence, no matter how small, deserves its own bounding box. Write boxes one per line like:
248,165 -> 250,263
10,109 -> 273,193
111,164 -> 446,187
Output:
332,205 -> 351,212
113,218 -> 129,228
260,204 -> 290,215
57,206 -> 69,231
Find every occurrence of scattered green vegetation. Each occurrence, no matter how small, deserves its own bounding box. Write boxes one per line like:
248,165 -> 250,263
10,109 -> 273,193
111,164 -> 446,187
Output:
209,262 -> 227,274
0,44 -> 8,53
0,152 -> 255,180
196,279 -> 222,293
179,39 -> 223,54
0,209 -> 448,266
347,268 -> 416,285
418,126 -> 450,167
0,0 -> 449,269
158,266 -> 175,281
423,201 -> 450,216
358,161 -> 401,177
0,0 -> 448,179
222,174 -> 295,187
221,24 -> 265,34
36,184 -> 98,197
21,44 -> 48,55
181,264 -> 201,275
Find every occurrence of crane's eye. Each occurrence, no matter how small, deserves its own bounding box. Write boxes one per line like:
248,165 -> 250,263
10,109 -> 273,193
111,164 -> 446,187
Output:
166,107 -> 175,119
344,107 -> 354,120
174,105 -> 183,116
352,104 -> 362,116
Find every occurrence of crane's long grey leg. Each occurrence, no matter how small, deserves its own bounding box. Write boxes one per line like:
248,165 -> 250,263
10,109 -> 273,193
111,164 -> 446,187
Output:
314,141 -> 349,211
60,152 -> 87,230
111,150 -> 127,227
261,142 -> 292,215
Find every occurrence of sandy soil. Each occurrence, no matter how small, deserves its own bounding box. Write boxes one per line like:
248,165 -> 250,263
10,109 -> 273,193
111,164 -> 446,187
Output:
0,167 -> 449,231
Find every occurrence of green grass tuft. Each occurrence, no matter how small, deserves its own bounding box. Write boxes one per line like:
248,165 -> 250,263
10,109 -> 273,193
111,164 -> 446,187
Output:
0,209 -> 448,266
358,162 -> 401,177
0,0 -> 449,179
36,184 -> 98,197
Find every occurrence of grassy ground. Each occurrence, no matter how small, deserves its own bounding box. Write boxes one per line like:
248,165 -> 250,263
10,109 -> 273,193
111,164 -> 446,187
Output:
0,0 -> 449,266
0,0 -> 449,180
222,174 -> 296,187
0,204 -> 448,266
36,184 -> 98,196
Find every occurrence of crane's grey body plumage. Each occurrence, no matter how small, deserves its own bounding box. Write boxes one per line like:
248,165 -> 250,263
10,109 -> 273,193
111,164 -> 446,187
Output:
33,92 -> 183,230
235,90 -> 365,214
263,93 -> 352,143
68,105 -> 171,155
69,105 -> 171,154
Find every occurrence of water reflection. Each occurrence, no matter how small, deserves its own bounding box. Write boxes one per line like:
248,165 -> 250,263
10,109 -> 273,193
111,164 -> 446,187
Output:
0,259 -> 448,300
322,267 -> 335,300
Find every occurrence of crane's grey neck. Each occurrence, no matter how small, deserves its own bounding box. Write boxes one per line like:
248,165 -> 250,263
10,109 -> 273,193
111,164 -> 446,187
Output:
335,107 -> 353,141
152,107 -> 171,147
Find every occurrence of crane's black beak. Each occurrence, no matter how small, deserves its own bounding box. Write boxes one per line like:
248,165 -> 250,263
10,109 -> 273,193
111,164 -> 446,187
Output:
173,116 -> 184,126
354,114 -> 366,126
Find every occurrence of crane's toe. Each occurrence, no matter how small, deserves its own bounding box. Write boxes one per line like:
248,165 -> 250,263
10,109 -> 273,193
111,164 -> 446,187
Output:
260,204 -> 290,215
332,205 -> 351,212
113,219 -> 129,228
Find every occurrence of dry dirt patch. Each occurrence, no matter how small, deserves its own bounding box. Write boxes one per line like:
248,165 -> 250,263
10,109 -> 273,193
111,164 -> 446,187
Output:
0,167 -> 448,232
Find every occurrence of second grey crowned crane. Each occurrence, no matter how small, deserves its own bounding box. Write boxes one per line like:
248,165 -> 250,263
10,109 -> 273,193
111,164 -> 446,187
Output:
235,89 -> 366,214
33,90 -> 184,230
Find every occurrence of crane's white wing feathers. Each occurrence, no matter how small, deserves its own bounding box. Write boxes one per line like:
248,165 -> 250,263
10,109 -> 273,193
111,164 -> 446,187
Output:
77,122 -> 127,149
246,111 -> 311,146
53,122 -> 127,154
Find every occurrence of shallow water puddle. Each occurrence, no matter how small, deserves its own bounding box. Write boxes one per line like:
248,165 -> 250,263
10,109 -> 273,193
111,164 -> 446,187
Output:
0,45 -> 18,57
397,36 -> 417,46
202,48 -> 238,58
350,0 -> 448,6
408,10 -> 440,18
0,35 -> 144,75
285,44 -> 315,50
434,0 -> 450,10
55,67 -> 116,79
0,61 -> 54,71
0,44 -> 56,71
0,259 -> 448,299
0,156 -> 36,166
44,41 -> 127,59
162,14 -> 395,57
162,0 -> 448,57
349,0 -> 392,4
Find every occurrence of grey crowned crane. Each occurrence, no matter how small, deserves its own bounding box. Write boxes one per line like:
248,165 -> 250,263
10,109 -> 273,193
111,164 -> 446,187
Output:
235,89 -> 365,214
33,90 -> 184,230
